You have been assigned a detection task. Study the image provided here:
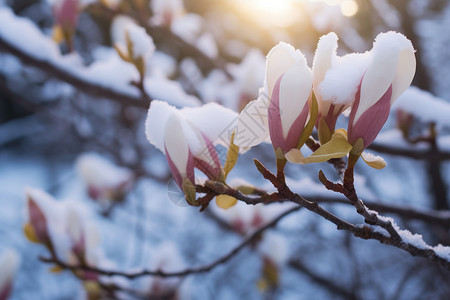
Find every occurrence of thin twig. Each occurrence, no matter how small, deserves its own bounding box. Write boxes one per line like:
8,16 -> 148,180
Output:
39,206 -> 301,279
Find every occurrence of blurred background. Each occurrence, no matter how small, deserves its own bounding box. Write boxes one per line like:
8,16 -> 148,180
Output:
1,0 -> 450,299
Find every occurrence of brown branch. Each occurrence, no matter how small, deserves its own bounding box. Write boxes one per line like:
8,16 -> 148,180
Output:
200,179 -> 450,270
289,259 -> 360,300
0,35 -> 149,108
368,143 -> 450,161
39,206 -> 301,279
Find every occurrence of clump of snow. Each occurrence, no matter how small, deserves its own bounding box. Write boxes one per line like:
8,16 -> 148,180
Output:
76,152 -> 133,189
126,24 -> 155,60
144,76 -> 201,107
319,52 -> 370,104
150,0 -> 184,26
76,152 -> 133,203
171,13 -> 203,43
196,33 -> 218,58
433,244 -> 450,261
257,231 -> 288,266
141,242 -> 185,298
393,86 -> 450,128
110,15 -> 155,62
145,100 -> 239,156
0,7 -> 60,61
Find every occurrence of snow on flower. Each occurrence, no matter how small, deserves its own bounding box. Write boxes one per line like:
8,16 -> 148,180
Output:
24,188 -> 108,274
111,15 -> 155,76
76,152 -> 133,204
348,31 -> 416,153
142,242 -> 186,298
146,100 -> 239,203
312,32 -> 370,143
234,42 -> 315,156
0,249 -> 20,300
150,0 -> 184,26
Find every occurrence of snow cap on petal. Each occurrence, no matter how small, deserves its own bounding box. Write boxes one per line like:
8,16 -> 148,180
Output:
353,31 -> 415,125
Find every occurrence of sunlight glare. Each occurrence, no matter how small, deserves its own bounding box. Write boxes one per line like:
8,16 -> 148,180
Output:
231,0 -> 298,28
340,0 -> 359,17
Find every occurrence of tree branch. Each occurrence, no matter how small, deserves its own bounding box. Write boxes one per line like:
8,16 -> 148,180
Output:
39,206 -> 301,279
0,35 -> 149,108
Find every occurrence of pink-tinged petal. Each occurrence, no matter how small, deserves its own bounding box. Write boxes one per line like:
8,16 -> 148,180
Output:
348,85 -> 392,148
268,75 -> 285,152
268,74 -> 309,153
0,250 -> 19,300
323,103 -> 347,132
0,283 -> 12,300
165,147 -> 194,190
55,0 -> 79,29
193,133 -> 223,180
28,197 -> 49,244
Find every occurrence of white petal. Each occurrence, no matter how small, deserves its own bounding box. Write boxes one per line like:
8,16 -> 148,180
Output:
279,63 -> 312,138
266,42 -> 306,97
356,32 -> 415,124
391,48 -> 416,103
0,249 -> 19,290
234,96 -> 270,148
146,100 -> 179,153
312,32 -> 338,102
182,102 -> 238,149
164,115 -> 190,174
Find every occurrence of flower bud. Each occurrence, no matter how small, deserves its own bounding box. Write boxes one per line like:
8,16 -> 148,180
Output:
0,250 -> 19,300
267,43 -> 312,154
348,32 -> 416,152
164,115 -> 196,204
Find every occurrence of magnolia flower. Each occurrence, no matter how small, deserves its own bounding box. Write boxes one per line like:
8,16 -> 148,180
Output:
50,0 -> 79,49
267,42 -> 313,156
348,32 -> 416,154
146,100 -> 238,204
235,42 -> 315,156
150,0 -> 184,26
312,32 -> 368,143
0,250 -> 19,300
287,32 -> 415,169
76,153 -> 133,204
111,15 -> 156,76
164,115 -> 196,204
143,243 -> 185,298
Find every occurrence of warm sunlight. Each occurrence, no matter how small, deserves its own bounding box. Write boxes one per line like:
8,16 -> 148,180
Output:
229,0 -> 359,28
230,0 -> 299,28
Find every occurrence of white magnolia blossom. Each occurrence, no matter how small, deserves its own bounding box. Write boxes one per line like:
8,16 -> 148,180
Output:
150,0 -> 184,26
347,31 -> 416,149
146,100 -> 239,155
0,249 -> 20,300
76,152 -> 133,202
234,42 -> 312,153
111,15 -> 155,63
